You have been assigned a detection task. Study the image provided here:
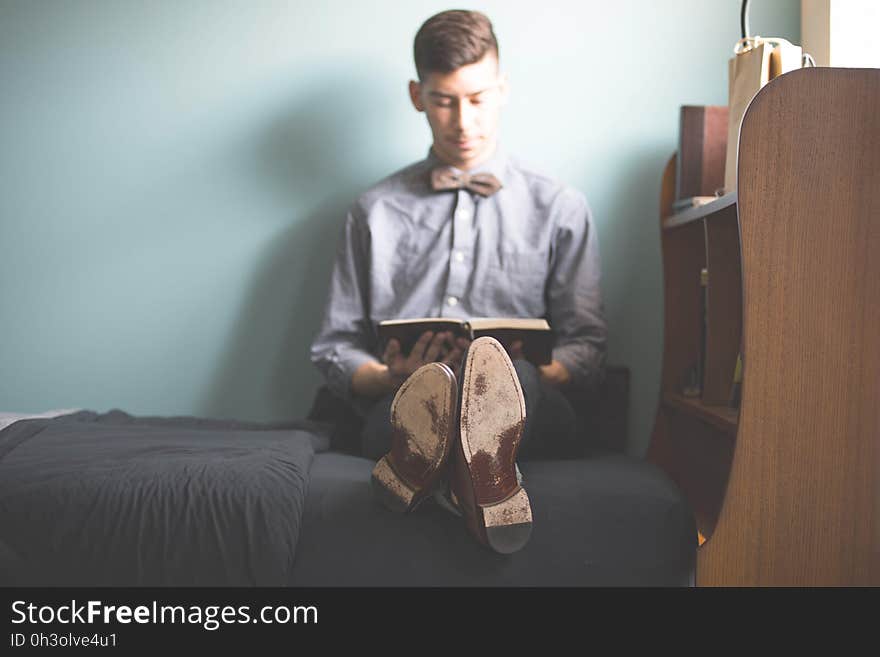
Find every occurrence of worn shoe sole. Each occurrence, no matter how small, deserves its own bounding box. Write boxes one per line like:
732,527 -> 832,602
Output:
371,362 -> 457,513
454,336 -> 532,554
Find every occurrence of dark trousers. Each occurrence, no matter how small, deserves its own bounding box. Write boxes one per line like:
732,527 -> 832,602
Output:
360,359 -> 579,461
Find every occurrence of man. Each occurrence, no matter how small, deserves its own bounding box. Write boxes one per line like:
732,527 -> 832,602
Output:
310,10 -> 606,553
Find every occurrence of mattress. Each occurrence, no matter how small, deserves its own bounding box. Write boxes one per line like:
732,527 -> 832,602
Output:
0,409 -> 330,586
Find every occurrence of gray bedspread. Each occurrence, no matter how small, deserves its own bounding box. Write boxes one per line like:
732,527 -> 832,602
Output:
0,410 -> 329,586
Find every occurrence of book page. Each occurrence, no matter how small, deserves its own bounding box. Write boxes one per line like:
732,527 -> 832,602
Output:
466,317 -> 550,331
379,318 -> 465,328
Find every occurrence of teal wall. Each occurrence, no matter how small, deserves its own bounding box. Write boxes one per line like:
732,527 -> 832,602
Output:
0,1 -> 799,455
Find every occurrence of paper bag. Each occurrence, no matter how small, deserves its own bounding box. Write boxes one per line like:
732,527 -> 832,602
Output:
770,39 -> 805,79
724,37 -> 804,193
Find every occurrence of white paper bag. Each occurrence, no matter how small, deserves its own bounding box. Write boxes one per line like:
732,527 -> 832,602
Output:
724,37 -> 810,193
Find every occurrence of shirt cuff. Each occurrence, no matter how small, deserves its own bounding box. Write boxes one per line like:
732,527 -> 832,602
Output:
327,349 -> 378,403
552,342 -> 606,391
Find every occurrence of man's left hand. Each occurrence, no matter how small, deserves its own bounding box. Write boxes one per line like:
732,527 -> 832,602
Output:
538,359 -> 571,387
509,339 -> 570,387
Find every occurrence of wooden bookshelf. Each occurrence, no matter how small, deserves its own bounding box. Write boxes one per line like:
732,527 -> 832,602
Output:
648,150 -> 742,546
661,192 -> 736,230
648,68 -> 880,586
661,392 -> 738,436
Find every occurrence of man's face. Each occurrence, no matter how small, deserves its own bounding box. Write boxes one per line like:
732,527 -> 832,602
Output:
409,52 -> 508,171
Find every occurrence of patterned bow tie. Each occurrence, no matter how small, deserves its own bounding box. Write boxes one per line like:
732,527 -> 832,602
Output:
429,166 -> 503,197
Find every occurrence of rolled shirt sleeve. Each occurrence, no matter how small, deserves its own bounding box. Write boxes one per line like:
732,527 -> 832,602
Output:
546,188 -> 607,390
309,207 -> 379,401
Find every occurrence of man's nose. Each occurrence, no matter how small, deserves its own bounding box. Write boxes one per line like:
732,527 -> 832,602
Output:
454,100 -> 477,131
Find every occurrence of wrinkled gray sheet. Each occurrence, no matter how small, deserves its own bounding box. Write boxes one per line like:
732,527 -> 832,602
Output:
0,410 -> 329,586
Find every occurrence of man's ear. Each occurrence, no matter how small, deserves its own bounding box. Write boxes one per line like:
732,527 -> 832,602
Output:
409,80 -> 425,112
498,72 -> 510,107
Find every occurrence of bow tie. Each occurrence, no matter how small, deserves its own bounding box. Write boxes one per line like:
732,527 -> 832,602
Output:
429,166 -> 503,197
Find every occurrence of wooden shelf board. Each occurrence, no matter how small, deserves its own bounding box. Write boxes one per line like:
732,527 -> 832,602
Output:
662,391 -> 739,435
662,192 -> 737,230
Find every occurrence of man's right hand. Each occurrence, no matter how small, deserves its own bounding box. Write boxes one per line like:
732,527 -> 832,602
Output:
382,330 -> 451,387
352,331 -> 467,400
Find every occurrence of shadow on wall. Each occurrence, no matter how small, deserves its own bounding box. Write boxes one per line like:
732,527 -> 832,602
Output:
597,142 -> 676,455
199,73 -> 401,422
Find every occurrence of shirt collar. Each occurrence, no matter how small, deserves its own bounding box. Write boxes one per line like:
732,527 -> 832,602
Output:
425,143 -> 508,184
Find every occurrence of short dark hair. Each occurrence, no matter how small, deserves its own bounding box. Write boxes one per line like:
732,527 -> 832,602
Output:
413,10 -> 499,80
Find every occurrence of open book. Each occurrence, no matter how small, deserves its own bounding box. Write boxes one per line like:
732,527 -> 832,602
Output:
378,317 -> 553,366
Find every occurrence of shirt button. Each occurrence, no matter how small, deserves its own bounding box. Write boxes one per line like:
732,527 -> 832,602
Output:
453,251 -> 465,263
455,209 -> 471,221
447,296 -> 459,307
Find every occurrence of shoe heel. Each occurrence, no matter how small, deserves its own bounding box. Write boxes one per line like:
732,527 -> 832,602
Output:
371,456 -> 418,513
480,487 -> 533,554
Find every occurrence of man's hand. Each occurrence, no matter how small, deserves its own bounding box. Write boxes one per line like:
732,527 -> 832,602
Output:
509,339 -> 525,360
352,331 -> 470,400
509,339 -> 571,388
382,330 -> 451,387
538,359 -> 571,387
442,336 -> 470,373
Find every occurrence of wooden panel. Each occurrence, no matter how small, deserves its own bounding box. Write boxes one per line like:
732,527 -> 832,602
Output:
702,205 -> 743,404
648,157 -> 678,473
677,105 -> 729,200
649,156 -> 734,542
697,68 -> 880,586
660,154 -> 676,220
663,392 -> 738,436
656,155 -> 707,394
662,192 -> 736,230
656,407 -> 735,540
658,223 -> 706,394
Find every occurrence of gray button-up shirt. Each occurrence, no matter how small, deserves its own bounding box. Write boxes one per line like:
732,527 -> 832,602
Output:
310,147 -> 607,402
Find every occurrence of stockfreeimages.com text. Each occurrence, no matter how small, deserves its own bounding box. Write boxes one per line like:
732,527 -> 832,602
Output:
11,600 -> 317,631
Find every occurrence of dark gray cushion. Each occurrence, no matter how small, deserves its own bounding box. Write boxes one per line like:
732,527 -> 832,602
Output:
0,411 -> 321,586
290,453 -> 696,586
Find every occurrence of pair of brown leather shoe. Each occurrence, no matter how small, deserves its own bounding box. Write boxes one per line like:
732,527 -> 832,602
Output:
370,336 -> 532,554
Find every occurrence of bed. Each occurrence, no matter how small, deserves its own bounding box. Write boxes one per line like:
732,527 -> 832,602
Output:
0,386 -> 696,586
0,410 -> 326,586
